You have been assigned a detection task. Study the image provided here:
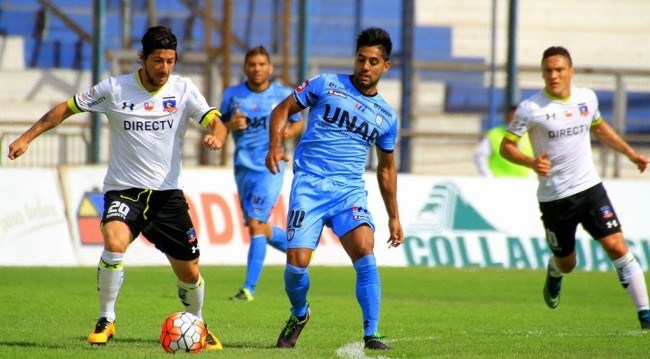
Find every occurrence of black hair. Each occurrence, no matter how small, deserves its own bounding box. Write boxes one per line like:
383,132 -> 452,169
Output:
140,26 -> 178,61
356,27 -> 393,60
244,45 -> 271,64
542,46 -> 572,67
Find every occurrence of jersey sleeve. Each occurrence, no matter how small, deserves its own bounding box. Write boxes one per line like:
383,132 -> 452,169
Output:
218,87 -> 234,122
505,104 -> 530,142
291,74 -> 325,109
376,113 -> 398,152
186,79 -> 221,128
587,89 -> 603,125
69,79 -> 112,114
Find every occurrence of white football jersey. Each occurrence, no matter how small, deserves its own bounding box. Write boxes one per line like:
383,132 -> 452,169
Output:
506,87 -> 602,202
68,71 -> 217,191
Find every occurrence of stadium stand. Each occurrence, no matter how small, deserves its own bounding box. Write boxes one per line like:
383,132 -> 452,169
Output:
0,0 -> 648,176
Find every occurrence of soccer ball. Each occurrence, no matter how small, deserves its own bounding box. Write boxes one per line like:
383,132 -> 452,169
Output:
160,312 -> 206,353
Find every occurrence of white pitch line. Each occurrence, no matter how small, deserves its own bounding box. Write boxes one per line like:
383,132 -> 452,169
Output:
335,336 -> 437,359
335,341 -> 390,359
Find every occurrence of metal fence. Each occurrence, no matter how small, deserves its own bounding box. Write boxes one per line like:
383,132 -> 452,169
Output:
2,0 -> 650,179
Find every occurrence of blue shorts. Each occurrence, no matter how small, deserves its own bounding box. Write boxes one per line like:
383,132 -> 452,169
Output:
235,166 -> 284,223
286,170 -> 375,250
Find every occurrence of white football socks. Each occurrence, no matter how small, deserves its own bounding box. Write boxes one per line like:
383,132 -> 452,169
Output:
97,250 -> 124,323
613,252 -> 650,312
178,276 -> 205,320
547,256 -> 564,278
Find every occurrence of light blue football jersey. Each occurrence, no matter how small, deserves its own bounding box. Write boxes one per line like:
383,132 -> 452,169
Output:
292,73 -> 398,181
220,81 -> 301,171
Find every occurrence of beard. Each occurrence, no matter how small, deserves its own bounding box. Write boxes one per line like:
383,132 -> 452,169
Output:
144,67 -> 167,88
352,72 -> 379,92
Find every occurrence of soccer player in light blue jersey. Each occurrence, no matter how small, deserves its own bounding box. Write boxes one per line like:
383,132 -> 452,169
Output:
266,27 -> 404,350
220,46 -> 304,302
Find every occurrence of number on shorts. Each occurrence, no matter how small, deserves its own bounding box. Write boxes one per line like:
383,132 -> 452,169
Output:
288,209 -> 305,229
107,201 -> 130,216
545,228 -> 559,249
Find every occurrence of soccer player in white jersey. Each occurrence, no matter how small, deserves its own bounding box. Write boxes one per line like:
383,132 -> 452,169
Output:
8,26 -> 227,348
219,46 -> 303,302
266,27 -> 403,350
500,46 -> 650,329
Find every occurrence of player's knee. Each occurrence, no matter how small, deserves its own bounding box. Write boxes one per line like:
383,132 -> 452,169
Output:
247,218 -> 270,237
555,254 -> 577,273
602,234 -> 629,260
101,221 -> 132,252
286,248 -> 312,268
177,268 -> 200,283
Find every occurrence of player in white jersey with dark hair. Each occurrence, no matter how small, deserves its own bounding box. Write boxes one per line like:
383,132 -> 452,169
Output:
8,26 -> 227,348
500,46 -> 650,329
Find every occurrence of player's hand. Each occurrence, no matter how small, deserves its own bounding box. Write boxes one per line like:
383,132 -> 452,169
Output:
229,109 -> 248,131
8,138 -> 29,160
266,147 -> 289,175
386,218 -> 403,248
202,135 -> 223,150
533,153 -> 551,177
628,152 -> 648,173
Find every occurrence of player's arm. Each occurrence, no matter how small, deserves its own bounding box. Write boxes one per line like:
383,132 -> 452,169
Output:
591,118 -> 648,173
225,108 -> 248,132
376,148 -> 403,248
203,110 -> 227,150
500,133 -> 550,177
283,119 -> 305,141
266,95 -> 302,174
474,137 -> 493,177
8,101 -> 75,160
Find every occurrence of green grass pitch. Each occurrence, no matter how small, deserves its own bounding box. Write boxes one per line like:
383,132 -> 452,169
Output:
0,265 -> 647,358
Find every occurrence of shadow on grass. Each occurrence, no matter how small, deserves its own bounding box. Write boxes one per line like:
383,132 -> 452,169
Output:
0,341 -> 65,349
222,340 -> 279,349
79,336 -> 160,344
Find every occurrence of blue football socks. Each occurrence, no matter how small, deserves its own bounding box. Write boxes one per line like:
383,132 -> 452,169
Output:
354,254 -> 381,336
244,235 -> 267,294
285,263 -> 310,318
269,226 -> 287,252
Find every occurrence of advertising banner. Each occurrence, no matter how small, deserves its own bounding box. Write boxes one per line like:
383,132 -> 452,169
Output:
10,166 -> 650,271
0,169 -> 75,266
398,177 -> 650,271
59,166 -> 356,266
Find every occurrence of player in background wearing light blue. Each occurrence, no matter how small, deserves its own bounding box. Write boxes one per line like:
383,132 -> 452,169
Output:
266,27 -> 403,350
220,46 -> 304,302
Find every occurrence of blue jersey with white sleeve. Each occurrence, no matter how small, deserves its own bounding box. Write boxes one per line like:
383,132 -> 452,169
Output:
220,82 -> 301,171
291,73 -> 398,181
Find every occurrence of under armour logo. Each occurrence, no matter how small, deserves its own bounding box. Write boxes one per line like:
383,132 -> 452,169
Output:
606,220 -> 619,228
546,113 -> 556,120
177,287 -> 190,306
122,102 -> 134,110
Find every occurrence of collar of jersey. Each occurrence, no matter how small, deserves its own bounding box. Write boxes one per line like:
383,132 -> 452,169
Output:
136,70 -> 166,95
543,87 -> 570,102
